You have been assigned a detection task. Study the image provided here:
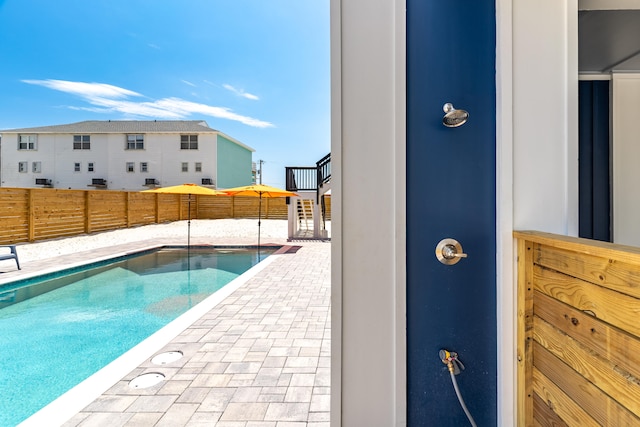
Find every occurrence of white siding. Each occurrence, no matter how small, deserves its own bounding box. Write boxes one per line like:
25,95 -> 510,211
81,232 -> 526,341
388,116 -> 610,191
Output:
1,131 -> 219,190
1,134 -> 57,188
53,134 -> 109,189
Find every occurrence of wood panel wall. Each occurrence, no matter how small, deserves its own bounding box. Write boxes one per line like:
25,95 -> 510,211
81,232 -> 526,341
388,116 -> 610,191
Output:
197,196 -> 289,219
0,188 -> 29,243
0,188 -> 330,244
515,231 -> 640,426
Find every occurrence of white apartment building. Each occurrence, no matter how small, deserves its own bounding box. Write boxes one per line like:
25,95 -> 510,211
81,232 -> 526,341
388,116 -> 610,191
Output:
0,120 -> 255,190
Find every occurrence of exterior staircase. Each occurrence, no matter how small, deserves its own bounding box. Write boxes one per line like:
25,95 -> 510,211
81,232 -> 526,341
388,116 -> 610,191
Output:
285,153 -> 331,240
297,199 -> 314,232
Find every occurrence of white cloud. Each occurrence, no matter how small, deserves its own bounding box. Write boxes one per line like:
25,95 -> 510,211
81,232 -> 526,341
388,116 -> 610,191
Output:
23,79 -> 140,99
67,106 -> 114,113
23,79 -> 273,128
153,98 -> 271,127
181,80 -> 196,87
223,84 -> 260,101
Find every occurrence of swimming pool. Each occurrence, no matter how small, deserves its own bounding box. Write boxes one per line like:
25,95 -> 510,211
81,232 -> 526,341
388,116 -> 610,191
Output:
0,246 -> 274,427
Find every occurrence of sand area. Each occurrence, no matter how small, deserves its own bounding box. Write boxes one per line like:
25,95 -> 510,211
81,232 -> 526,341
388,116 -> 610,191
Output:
13,219 -> 290,263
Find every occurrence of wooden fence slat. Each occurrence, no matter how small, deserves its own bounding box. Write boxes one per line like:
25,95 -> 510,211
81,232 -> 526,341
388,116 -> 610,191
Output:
533,315 -> 640,416
533,393 -> 568,427
534,291 -> 640,380
534,341 -> 640,426
514,231 -> 640,264
536,244 -> 640,299
534,265 -> 640,338
532,367 -> 600,427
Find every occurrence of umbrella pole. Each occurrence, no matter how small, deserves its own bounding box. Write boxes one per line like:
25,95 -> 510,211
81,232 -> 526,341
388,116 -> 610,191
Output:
187,254 -> 192,308
258,193 -> 262,256
187,194 -> 191,249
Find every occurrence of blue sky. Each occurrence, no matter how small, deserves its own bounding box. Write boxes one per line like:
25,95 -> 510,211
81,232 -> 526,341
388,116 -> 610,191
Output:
0,0 -> 330,188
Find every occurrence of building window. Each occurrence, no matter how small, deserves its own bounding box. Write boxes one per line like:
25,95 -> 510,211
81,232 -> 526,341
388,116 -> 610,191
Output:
32,162 -> 42,173
140,162 -> 148,173
181,162 -> 188,172
195,162 -> 202,172
18,134 -> 37,150
126,162 -> 135,172
18,162 -> 28,173
74,162 -> 81,172
126,134 -> 144,150
73,135 -> 91,150
180,135 -> 198,150
88,162 -> 95,172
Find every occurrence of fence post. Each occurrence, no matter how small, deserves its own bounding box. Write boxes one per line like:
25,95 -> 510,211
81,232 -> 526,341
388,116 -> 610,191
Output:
85,191 -> 91,234
126,192 -> 131,228
231,196 -> 236,218
155,193 -> 160,223
28,189 -> 35,242
517,237 -> 534,426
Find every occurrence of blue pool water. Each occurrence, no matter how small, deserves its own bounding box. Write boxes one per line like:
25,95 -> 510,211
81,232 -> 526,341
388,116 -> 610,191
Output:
0,247 -> 273,427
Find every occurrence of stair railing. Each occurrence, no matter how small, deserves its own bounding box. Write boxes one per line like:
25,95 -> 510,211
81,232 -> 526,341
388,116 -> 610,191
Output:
285,153 -> 331,223
285,166 -> 316,191
316,153 -> 332,187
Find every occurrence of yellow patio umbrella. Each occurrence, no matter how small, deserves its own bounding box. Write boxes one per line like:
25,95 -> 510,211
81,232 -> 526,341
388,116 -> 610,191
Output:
222,184 -> 298,250
142,183 -> 225,247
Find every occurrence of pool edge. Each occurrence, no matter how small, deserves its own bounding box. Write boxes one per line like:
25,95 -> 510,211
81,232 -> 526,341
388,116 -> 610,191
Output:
16,248 -> 286,427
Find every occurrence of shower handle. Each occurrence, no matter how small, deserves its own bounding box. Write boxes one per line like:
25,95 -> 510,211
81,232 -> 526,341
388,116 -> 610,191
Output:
435,238 -> 467,265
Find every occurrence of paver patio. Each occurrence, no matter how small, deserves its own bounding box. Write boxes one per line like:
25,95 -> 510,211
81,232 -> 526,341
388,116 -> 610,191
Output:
2,236 -> 330,427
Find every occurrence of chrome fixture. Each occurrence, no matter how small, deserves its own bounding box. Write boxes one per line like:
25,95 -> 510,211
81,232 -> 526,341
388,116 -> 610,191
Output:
442,103 -> 469,128
435,238 -> 468,265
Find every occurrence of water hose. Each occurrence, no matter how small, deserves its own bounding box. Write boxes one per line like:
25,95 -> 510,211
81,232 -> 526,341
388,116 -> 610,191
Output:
439,349 -> 478,427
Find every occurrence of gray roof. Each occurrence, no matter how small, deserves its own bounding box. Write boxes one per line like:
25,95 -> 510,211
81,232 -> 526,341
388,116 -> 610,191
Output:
0,120 -> 219,134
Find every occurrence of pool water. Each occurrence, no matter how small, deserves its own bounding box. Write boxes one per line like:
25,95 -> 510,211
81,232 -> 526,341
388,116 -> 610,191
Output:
0,247 -> 272,427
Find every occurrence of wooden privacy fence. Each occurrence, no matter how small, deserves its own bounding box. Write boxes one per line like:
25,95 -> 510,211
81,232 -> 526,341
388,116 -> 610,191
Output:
0,188 -> 310,244
515,231 -> 640,426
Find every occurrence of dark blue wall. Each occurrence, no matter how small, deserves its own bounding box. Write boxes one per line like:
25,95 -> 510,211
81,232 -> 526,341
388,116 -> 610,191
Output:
406,0 -> 497,425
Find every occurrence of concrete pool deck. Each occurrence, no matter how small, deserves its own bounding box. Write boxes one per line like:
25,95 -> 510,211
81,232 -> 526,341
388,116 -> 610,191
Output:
1,220 -> 330,427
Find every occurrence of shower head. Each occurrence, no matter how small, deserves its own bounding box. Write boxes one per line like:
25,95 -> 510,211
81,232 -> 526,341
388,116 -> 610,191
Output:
442,103 -> 469,128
